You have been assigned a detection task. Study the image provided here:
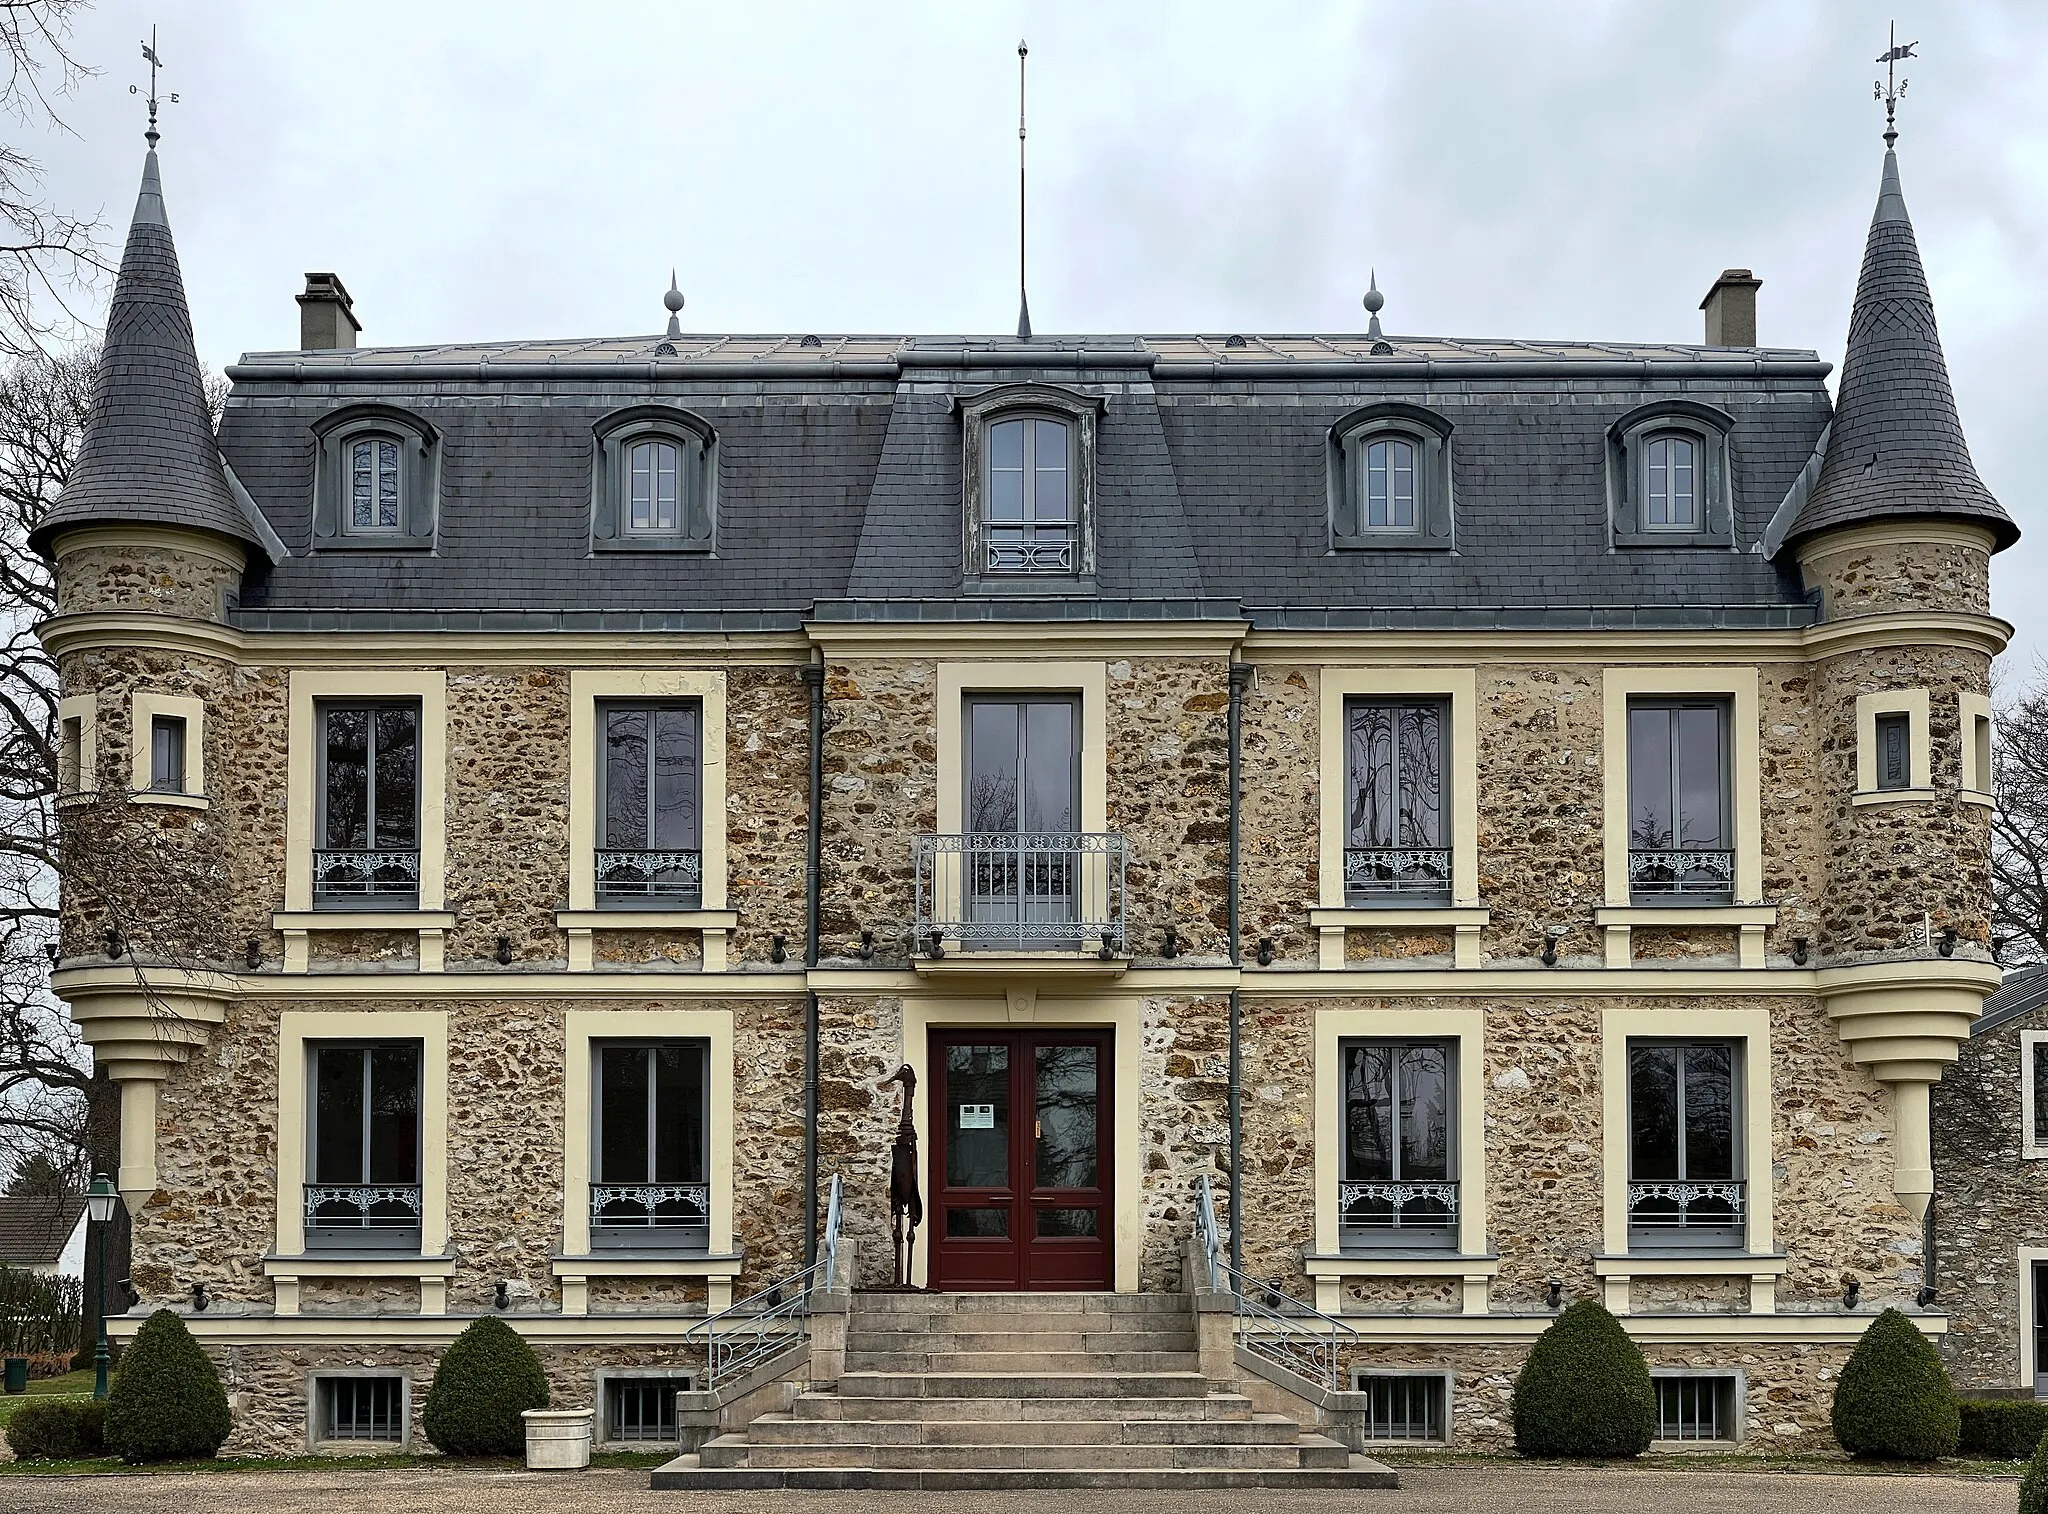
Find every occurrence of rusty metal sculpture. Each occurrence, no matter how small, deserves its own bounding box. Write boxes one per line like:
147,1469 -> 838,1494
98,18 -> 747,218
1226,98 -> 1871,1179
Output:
879,1064 -> 923,1288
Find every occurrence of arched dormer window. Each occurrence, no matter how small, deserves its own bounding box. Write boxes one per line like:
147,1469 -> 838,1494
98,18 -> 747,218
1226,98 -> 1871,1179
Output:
1328,403 -> 1453,549
957,384 -> 1101,582
311,405 -> 439,549
591,406 -> 716,552
1609,401 -> 1734,547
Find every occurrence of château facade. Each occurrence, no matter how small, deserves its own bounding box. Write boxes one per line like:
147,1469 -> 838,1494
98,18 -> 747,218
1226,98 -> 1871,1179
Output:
39,132 -> 2015,1457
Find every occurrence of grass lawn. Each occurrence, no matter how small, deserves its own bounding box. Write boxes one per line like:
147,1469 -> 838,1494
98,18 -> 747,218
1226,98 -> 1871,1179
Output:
0,1371 -> 96,1430
1372,1448 -> 2028,1480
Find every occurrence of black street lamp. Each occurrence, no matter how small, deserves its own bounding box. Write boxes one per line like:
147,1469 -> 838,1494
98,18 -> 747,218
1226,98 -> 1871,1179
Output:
85,1173 -> 117,1400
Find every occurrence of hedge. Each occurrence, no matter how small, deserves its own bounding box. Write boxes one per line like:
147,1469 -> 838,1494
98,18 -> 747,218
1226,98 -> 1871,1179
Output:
1830,1308 -> 1959,1460
102,1309 -> 232,1463
1959,1398 -> 2048,1461
2024,1425 -> 2048,1514
1511,1300 -> 1656,1458
5,1398 -> 105,1460
422,1316 -> 549,1456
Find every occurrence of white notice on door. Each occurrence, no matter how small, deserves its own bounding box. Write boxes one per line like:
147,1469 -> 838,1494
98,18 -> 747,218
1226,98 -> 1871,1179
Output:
958,1103 -> 996,1129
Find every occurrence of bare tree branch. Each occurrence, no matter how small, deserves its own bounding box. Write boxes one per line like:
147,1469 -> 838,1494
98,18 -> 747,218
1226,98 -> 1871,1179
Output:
0,2 -> 106,359
1992,659 -> 2048,967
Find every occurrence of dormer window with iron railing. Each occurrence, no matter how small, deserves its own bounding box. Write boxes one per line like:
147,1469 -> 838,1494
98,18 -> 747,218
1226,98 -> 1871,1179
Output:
1628,1040 -> 1743,1250
1343,699 -> 1450,905
315,702 -> 420,908
306,1042 -> 422,1252
985,415 -> 1074,573
591,1041 -> 709,1251
1626,698 -> 1733,903
1339,1039 -> 1457,1250
596,701 -> 702,907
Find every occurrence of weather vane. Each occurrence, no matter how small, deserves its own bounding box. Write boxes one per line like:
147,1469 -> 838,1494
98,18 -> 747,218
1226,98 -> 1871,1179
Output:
1873,21 -> 1916,149
130,25 -> 179,148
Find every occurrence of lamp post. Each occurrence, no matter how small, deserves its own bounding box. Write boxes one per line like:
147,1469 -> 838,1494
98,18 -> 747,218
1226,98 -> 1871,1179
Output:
85,1174 -> 117,1400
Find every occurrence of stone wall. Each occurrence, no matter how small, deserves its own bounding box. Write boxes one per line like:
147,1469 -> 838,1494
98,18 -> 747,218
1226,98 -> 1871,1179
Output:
1105,658 -> 1231,961
444,667 -> 571,966
1800,531 -> 1994,619
1238,665 -> 1319,964
819,661 -> 934,964
725,667 -> 813,963
54,536 -> 245,620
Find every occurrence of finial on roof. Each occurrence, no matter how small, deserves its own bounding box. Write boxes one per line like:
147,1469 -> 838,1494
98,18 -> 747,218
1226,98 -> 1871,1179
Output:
1016,39 -> 1032,340
130,26 -> 178,149
1363,270 -> 1392,355
1873,21 -> 1915,149
664,270 -> 684,338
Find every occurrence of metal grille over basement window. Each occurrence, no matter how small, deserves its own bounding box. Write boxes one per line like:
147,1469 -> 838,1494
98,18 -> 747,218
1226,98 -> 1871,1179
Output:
605,1377 -> 683,1443
1352,1374 -> 1446,1441
1655,1375 -> 1736,1441
321,1376 -> 405,1441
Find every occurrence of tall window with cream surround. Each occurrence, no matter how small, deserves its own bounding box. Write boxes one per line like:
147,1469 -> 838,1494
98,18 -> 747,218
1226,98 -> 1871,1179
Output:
1343,699 -> 1449,903
1339,1040 -> 1456,1250
305,1041 -> 422,1252
595,701 -> 702,906
590,1040 -> 710,1251
1626,699 -> 1732,902
2024,1032 -> 2048,1161
1627,1040 -> 1743,1249
315,702 -> 421,908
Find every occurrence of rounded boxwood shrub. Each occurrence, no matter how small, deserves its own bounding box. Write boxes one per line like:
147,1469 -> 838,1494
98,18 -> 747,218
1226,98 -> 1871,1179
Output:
6,1398 -> 106,1460
1511,1300 -> 1656,1458
1831,1307 -> 1959,1460
423,1315 -> 549,1456
102,1309 -> 232,1463
1959,1397 -> 2048,1461
2022,1422 -> 2048,1514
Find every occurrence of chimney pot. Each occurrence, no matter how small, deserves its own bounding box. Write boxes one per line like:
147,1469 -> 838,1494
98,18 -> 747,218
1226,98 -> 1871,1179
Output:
1699,268 -> 1762,347
297,272 -> 361,350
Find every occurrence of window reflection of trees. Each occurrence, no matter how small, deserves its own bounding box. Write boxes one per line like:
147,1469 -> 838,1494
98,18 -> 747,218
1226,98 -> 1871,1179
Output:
1035,1044 -> 1097,1190
946,1044 -> 1010,1189
1343,1043 -> 1449,1181
1346,703 -> 1444,849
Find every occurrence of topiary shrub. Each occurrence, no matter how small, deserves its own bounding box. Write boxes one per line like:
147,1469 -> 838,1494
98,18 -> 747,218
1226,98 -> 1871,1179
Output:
422,1315 -> 549,1457
1511,1300 -> 1656,1458
1830,1307 -> 1959,1460
5,1398 -> 106,1460
102,1309 -> 231,1463
2023,1422 -> 2048,1514
1958,1397 -> 2048,1461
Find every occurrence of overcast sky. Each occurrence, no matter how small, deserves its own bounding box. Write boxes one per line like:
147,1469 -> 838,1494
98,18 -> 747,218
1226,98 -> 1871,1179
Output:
25,0 -> 2048,672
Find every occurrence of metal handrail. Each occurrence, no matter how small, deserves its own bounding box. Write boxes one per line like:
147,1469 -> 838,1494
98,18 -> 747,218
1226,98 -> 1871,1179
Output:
1195,1174 -> 1356,1390
913,831 -> 1128,952
687,1172 -> 842,1388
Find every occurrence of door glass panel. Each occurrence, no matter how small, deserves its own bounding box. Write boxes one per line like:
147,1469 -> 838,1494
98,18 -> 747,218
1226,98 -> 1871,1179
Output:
1036,1208 -> 1098,1237
313,1046 -> 366,1183
372,707 -> 418,849
365,1044 -> 419,1184
1035,1043 -> 1098,1189
945,1043 -> 1010,1187
967,703 -> 1020,833
1021,702 -> 1076,834
1682,1044 -> 1735,1180
2035,1263 -> 2048,1374
1628,706 -> 1674,849
1343,1044 -> 1394,1181
946,1207 -> 1010,1237
1398,1044 -> 1450,1181
599,1046 -> 651,1183
1676,705 -> 1726,847
1629,1044 -> 1680,1179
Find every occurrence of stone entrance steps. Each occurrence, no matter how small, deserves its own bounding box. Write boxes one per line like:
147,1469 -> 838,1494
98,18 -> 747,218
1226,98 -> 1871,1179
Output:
651,1290 -> 1397,1491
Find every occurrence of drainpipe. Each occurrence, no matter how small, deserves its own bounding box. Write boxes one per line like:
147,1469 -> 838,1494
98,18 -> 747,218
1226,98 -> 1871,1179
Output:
803,660 -> 825,1269
1227,662 -> 1250,1278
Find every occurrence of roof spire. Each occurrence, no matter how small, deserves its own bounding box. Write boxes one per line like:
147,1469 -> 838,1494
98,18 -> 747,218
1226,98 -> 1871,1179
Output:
1874,21 -> 1915,150
664,270 -> 684,338
1363,270 -> 1392,355
131,26 -> 177,150
1015,39 -> 1031,341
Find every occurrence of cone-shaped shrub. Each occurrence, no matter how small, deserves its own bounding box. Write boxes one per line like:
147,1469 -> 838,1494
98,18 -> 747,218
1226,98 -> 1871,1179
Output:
102,1309 -> 232,1463
2022,1422 -> 2048,1514
1831,1307 -> 1959,1460
423,1315 -> 549,1456
1511,1300 -> 1656,1458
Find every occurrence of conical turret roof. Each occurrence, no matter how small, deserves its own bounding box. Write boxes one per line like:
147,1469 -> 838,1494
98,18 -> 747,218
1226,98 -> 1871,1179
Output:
30,149 -> 265,557
1785,148 -> 2017,552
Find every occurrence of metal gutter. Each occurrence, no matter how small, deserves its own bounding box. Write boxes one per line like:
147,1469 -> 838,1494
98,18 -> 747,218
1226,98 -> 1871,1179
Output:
803,661 -> 825,1269
1226,662 -> 1250,1277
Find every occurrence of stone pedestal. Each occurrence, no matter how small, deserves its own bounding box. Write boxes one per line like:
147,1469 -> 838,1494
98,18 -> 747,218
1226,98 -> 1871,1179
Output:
522,1408 -> 593,1470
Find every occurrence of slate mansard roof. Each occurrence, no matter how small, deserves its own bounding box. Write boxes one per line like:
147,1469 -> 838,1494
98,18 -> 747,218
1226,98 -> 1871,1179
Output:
219,331 -> 1837,631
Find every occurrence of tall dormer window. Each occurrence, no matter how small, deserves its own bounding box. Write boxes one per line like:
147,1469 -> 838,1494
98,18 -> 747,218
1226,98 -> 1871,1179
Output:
592,407 -> 716,551
958,385 -> 1101,584
1644,434 -> 1697,531
312,406 -> 439,549
347,435 -> 404,535
1609,402 -> 1733,547
1329,404 -> 1453,549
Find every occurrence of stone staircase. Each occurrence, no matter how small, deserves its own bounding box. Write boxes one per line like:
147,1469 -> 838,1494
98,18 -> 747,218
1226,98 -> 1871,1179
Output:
652,1291 -> 1397,1490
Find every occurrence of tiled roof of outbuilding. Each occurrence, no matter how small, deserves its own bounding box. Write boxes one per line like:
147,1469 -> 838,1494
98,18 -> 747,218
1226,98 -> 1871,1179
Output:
0,1195 -> 85,1267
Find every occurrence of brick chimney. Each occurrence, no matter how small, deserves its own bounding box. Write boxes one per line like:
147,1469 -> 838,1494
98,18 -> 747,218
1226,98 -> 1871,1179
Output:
1699,268 -> 1762,347
296,272 -> 360,350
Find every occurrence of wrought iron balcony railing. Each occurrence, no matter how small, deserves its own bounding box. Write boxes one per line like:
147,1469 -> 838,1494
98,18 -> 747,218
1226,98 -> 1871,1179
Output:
1627,1179 -> 1746,1241
313,848 -> 421,904
914,832 -> 1127,953
1339,1179 -> 1459,1248
595,848 -> 703,905
1344,846 -> 1453,902
591,1181 -> 711,1250
304,1183 -> 423,1247
1627,848 -> 1735,901
986,524 -> 1074,574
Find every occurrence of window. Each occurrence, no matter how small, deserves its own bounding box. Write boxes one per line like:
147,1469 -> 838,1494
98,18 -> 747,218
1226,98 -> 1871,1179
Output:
604,1376 -> 686,1444
985,416 -> 1074,573
306,1042 -> 422,1251
2026,1033 -> 2048,1160
1627,1040 -> 1743,1249
1363,437 -> 1417,529
1339,1040 -> 1456,1249
317,1375 -> 405,1443
596,702 -> 702,906
345,435 -> 403,535
315,703 -> 421,907
1330,406 -> 1453,548
1643,434 -> 1697,530
1874,712 -> 1911,792
312,407 -> 437,548
1654,1374 -> 1739,1442
591,409 -> 715,550
149,715 -> 187,794
627,439 -> 681,533
1350,1372 -> 1448,1442
1626,699 -> 1732,902
1343,699 -> 1449,903
1963,693 -> 1995,796
58,714 -> 84,795
591,1041 -> 710,1250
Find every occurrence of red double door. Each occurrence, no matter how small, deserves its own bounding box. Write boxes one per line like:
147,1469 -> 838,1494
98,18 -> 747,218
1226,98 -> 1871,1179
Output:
927,1030 -> 1113,1291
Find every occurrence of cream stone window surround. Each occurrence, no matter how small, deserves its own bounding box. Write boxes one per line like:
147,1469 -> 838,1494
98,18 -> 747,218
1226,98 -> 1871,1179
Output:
929,661 -> 1110,958
127,690 -> 207,810
1599,667 -> 1764,968
558,670 -> 730,973
1306,1006 -> 1494,1316
1313,668 -> 1484,970
305,1368 -> 413,1453
2018,1248 -> 2048,1389
2023,1031 -> 2048,1162
56,693 -> 97,806
269,1009 -> 450,1315
1598,1006 -> 1775,1315
957,384 -> 1102,585
1960,691 -> 1995,808
276,670 -> 448,973
556,1008 -> 739,1314
1853,688 -> 1933,806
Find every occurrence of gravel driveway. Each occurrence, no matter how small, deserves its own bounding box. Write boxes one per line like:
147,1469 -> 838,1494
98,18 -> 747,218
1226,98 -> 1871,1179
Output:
0,1463 -> 2018,1513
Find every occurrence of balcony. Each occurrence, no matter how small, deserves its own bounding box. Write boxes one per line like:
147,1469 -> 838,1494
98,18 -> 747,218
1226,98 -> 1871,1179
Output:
595,848 -> 703,906
1627,847 -> 1735,903
1344,846 -> 1452,905
1339,1179 -> 1459,1251
913,832 -> 1128,966
313,848 -> 421,909
590,1181 -> 710,1252
1627,1179 -> 1746,1249
304,1182 -> 423,1251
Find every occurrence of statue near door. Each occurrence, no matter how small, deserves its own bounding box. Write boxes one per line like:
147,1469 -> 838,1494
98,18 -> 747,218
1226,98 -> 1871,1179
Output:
880,1064 -> 923,1288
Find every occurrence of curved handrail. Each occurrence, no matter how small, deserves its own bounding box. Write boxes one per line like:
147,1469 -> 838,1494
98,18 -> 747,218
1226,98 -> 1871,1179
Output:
1196,1174 -> 1357,1390
686,1172 -> 842,1388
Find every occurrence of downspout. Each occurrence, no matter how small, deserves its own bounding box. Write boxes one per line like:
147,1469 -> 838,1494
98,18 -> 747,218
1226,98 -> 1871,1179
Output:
803,659 -> 825,1269
1227,662 -> 1250,1278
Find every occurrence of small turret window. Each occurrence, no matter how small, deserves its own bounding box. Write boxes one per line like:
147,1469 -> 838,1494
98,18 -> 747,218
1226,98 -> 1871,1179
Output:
346,436 -> 404,535
1644,434 -> 1698,530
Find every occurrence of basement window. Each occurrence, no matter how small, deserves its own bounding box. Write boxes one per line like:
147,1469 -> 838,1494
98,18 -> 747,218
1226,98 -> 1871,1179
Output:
315,1374 -> 406,1443
1653,1372 -> 1741,1443
604,1375 -> 687,1443
1349,1371 -> 1448,1442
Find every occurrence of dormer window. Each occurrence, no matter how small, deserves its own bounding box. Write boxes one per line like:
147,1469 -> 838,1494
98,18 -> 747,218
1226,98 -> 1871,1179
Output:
1329,404 -> 1453,549
1644,434 -> 1697,530
958,385 -> 1100,584
346,435 -> 404,535
312,406 -> 439,549
592,407 -> 715,552
1609,402 -> 1733,547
